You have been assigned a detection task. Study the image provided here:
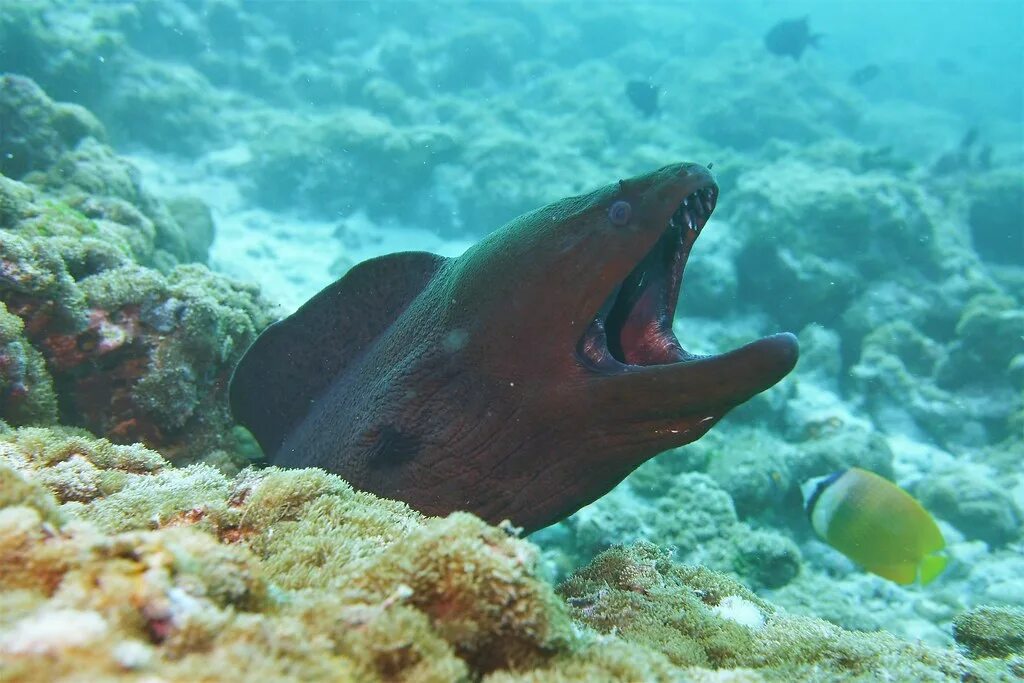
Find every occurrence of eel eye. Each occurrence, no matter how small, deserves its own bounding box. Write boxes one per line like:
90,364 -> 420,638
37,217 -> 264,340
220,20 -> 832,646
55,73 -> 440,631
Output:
607,200 -> 632,226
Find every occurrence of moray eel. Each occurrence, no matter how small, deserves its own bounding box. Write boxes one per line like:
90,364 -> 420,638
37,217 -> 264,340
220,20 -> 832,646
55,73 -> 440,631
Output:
230,162 -> 799,533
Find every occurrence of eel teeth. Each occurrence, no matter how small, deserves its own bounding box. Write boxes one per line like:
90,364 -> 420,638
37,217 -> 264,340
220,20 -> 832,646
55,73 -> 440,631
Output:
671,187 -> 716,236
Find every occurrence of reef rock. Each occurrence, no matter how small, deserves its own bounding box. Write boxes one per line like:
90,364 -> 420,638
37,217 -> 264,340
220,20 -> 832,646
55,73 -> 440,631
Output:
0,76 -> 273,465
953,605 -> 1024,660
0,428 -> 1011,682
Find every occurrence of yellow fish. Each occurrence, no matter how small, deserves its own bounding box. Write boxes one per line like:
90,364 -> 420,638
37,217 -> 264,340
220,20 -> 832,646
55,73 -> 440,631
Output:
802,467 -> 948,585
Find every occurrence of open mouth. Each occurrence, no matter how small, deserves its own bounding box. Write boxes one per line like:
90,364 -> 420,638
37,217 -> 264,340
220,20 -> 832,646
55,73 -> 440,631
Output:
577,180 -> 718,370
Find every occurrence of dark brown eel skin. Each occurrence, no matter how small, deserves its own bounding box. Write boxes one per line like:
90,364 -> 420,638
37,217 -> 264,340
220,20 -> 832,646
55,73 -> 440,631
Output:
230,162 -> 799,533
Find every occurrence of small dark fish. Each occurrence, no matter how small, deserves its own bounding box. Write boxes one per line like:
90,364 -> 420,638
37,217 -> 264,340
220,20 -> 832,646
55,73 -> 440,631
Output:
626,80 -> 659,117
849,64 -> 881,86
764,17 -> 822,60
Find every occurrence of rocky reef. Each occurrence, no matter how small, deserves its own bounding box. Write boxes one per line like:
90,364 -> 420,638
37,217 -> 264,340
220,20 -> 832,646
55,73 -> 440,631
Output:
2,428 -> 1019,682
0,74 -> 273,466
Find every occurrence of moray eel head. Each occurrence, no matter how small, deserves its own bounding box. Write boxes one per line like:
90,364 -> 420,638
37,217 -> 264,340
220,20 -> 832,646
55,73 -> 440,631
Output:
578,163 -> 799,416
230,162 -> 798,533
454,160 -> 798,436
579,163 -> 726,369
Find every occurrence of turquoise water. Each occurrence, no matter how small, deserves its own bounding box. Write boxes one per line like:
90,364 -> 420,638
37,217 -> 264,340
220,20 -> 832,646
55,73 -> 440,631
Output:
1,0 -> 1021,654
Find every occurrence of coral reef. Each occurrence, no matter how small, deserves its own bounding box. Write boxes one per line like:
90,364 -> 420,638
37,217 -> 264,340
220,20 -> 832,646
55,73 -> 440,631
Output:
0,73 -> 105,180
1,74 -> 195,269
557,542 -> 987,679
967,170 -> 1024,266
918,467 -> 1022,547
0,302 -> 57,426
1,2 -> 1021,678
1,428 -> 1015,682
540,468 -> 803,592
245,109 -> 459,221
953,606 -> 1024,660
0,76 -> 273,465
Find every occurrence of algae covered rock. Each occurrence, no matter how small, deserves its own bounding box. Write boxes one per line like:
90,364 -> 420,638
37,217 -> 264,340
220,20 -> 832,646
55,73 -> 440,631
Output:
731,160 -> 936,330
164,195 -> 216,263
1,234 -> 273,464
0,430 -> 565,681
552,469 -> 806,593
0,428 -> 1013,682
0,74 -> 105,180
953,605 -> 1024,659
1,73 -> 207,269
0,76 -> 274,465
937,293 -> 1024,390
706,429 -> 795,517
246,108 -> 459,221
731,526 -> 802,590
967,169 -> 1024,266
558,542 -> 980,680
850,317 -> 1012,447
692,48 -> 860,152
918,467 -> 1022,547
0,302 -> 57,427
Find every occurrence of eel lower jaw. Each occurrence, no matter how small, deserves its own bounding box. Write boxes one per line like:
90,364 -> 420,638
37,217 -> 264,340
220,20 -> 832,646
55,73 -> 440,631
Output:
577,184 -> 718,372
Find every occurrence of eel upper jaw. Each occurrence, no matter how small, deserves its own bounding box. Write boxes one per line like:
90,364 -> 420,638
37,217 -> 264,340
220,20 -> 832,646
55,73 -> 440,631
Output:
576,180 -> 718,371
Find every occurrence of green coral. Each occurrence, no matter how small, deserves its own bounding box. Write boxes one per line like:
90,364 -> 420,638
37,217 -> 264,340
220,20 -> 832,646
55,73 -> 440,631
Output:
0,460 -> 62,527
0,426 -> 164,507
32,137 -> 189,268
1,73 -> 206,270
0,229 -> 87,329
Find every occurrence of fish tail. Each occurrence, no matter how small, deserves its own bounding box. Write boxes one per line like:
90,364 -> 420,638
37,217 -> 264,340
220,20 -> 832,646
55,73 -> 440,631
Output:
918,554 -> 949,586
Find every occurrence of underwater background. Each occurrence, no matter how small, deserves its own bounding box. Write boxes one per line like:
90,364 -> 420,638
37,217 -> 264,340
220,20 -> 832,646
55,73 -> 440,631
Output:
0,1 -> 1021,680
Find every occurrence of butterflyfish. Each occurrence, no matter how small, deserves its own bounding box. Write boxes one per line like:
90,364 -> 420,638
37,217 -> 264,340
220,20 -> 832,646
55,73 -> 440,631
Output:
802,467 -> 948,585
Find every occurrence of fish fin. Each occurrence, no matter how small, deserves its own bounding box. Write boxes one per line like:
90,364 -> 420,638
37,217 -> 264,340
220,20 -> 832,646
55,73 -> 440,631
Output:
866,563 -> 917,585
230,251 -> 447,455
918,554 -> 948,586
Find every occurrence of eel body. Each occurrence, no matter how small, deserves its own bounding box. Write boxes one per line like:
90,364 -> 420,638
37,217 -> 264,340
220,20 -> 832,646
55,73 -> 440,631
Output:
230,163 -> 799,533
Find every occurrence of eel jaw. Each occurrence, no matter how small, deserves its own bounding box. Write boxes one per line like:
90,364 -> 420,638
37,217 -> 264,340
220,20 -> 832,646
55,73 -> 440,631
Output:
577,181 -> 718,371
